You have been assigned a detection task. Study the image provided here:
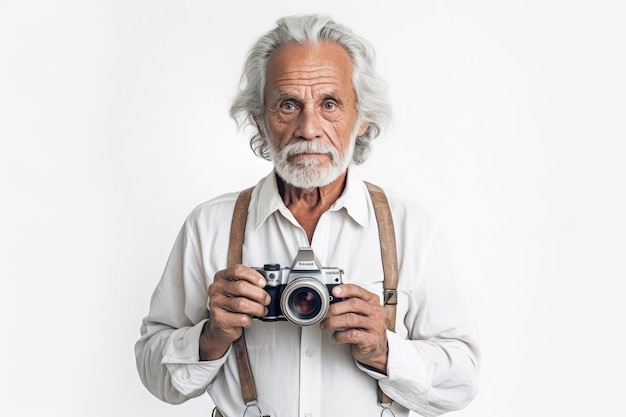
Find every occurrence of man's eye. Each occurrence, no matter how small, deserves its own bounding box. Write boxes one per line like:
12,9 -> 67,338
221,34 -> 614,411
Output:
281,102 -> 297,111
323,101 -> 337,110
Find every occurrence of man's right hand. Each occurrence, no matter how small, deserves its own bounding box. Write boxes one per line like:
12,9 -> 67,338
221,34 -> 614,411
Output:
199,265 -> 270,361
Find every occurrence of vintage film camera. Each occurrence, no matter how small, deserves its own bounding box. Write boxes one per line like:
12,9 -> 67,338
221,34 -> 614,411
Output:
254,247 -> 344,326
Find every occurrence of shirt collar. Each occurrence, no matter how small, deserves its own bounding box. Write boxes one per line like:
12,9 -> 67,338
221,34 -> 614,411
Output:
252,169 -> 372,230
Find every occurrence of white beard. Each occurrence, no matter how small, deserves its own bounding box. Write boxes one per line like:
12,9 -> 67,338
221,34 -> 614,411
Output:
268,138 -> 355,189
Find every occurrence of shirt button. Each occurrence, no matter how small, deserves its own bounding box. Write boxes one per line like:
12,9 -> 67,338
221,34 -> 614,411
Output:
304,412 -> 313,417
305,348 -> 314,357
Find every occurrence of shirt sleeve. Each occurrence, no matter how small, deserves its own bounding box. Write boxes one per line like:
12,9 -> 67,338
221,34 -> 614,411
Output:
360,213 -> 480,416
134,217 -> 228,404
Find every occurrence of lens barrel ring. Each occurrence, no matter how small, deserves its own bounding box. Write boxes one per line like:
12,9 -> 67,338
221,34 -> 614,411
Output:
280,277 -> 330,326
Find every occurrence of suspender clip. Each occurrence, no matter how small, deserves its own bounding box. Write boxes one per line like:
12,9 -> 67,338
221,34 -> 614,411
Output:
384,289 -> 398,305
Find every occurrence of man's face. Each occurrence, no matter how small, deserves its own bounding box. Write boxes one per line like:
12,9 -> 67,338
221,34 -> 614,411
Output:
261,41 -> 368,188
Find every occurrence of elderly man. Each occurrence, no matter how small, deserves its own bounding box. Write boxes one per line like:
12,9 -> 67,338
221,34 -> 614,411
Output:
135,14 -> 479,417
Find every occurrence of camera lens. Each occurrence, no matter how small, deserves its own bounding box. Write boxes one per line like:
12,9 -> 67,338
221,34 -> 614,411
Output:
292,289 -> 319,314
280,277 -> 329,326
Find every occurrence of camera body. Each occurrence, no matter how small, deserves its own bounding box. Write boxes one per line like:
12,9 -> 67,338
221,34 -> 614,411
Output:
254,247 -> 344,326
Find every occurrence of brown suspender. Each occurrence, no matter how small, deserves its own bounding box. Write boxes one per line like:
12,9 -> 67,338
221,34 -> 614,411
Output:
226,186 -> 257,405
364,182 -> 399,336
224,182 -> 398,412
364,182 -> 398,406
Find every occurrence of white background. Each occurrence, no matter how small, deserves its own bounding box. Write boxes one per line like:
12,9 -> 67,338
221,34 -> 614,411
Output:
2,1 -> 625,416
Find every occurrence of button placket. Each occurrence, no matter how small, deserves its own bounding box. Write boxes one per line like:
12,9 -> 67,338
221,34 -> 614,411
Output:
299,325 -> 322,417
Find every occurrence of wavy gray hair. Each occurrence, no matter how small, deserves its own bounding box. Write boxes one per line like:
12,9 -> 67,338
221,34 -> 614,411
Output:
229,14 -> 391,165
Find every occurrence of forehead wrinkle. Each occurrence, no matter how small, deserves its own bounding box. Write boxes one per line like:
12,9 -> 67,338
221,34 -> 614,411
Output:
265,42 -> 356,104
273,64 -> 346,80
271,70 -> 349,97
268,84 -> 349,106
271,74 -> 346,98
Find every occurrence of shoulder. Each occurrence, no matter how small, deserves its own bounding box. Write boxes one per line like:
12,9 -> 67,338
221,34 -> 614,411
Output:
180,188 -> 251,239
377,185 -> 433,224
370,184 -> 442,245
181,174 -> 271,234
188,191 -> 239,221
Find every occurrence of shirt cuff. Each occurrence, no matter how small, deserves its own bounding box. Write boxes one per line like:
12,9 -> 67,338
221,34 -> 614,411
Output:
390,331 -> 438,408
162,319 -> 232,396
357,330 -> 434,406
357,330 -> 417,379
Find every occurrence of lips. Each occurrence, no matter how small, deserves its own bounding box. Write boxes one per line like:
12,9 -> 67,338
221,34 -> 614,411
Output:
285,143 -> 337,161
289,151 -> 332,159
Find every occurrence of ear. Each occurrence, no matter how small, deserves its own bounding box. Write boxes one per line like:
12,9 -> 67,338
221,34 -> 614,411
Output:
356,121 -> 369,137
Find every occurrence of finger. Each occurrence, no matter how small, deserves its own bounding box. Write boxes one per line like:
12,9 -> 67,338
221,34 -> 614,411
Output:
323,311 -> 380,332
210,307 -> 256,331
208,282 -> 270,312
332,328 -> 387,362
332,327 -> 372,345
332,327 -> 388,359
328,296 -> 386,318
332,284 -> 381,304
212,266 -> 270,306
224,279 -> 271,305
215,264 -> 267,287
218,294 -> 269,317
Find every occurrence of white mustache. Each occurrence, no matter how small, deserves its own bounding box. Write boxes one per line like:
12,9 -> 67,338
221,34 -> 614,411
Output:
283,141 -> 339,161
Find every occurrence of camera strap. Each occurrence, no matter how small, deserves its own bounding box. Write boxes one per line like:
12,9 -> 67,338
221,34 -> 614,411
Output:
223,181 -> 398,412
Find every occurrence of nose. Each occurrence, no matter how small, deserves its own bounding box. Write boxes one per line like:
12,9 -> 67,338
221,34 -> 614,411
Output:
294,106 -> 323,140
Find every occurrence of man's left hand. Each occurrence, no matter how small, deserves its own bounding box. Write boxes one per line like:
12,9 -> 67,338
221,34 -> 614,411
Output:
320,284 -> 389,374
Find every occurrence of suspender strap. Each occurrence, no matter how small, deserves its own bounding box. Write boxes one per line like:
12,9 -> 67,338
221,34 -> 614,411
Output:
227,187 -> 253,267
365,182 -> 399,332
365,182 -> 398,405
227,187 -> 257,405
225,182 -> 398,408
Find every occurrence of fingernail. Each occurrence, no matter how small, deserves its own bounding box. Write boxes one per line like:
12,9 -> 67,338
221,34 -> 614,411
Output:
333,286 -> 342,296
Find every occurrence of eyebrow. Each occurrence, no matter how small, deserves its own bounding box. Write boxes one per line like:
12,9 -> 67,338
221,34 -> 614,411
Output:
268,90 -> 343,105
269,91 -> 300,104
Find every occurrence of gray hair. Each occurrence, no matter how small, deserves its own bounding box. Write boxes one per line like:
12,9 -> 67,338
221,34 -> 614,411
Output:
229,14 -> 392,165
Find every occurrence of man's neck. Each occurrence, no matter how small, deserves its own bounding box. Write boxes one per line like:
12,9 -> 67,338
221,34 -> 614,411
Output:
277,171 -> 348,243
278,171 -> 347,208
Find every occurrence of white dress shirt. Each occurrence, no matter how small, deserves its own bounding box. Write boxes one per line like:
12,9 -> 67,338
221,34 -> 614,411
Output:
135,170 -> 479,417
